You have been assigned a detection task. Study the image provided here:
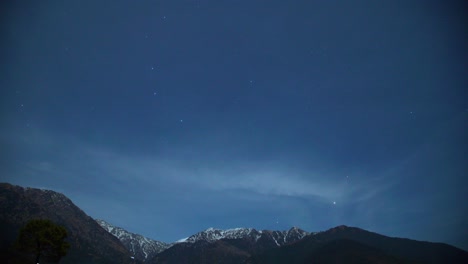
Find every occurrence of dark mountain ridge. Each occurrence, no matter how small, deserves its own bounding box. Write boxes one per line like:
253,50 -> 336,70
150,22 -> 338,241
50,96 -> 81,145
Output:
0,183 -> 136,263
150,227 -> 309,264
246,225 -> 468,264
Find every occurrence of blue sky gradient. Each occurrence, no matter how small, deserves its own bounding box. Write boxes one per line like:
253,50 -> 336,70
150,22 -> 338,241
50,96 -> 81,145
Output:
1,0 -> 467,250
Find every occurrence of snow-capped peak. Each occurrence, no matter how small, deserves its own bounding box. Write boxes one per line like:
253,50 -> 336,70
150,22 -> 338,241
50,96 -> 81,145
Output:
176,227 -> 309,246
178,227 -> 254,243
95,219 -> 171,261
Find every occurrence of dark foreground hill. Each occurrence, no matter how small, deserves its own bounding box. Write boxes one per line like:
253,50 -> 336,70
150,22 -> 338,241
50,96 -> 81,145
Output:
0,183 -> 136,264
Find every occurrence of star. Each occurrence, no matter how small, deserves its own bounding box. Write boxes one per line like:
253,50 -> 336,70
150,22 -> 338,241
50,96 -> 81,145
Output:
333,201 -> 336,205
153,92 -> 157,96
151,66 -> 154,70
180,119 -> 183,123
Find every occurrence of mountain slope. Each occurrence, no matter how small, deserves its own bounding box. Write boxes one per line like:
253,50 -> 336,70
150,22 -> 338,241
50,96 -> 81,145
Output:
96,219 -> 170,262
247,225 -> 468,264
150,227 -> 309,264
0,183 -> 136,264
176,226 -> 309,245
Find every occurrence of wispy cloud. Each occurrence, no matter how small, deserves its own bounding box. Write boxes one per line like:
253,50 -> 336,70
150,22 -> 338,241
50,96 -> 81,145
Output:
2,127 -> 405,242
6,127 -> 396,207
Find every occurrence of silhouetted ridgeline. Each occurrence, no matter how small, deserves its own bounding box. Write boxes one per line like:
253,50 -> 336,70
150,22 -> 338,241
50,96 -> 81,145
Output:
245,225 -> 468,264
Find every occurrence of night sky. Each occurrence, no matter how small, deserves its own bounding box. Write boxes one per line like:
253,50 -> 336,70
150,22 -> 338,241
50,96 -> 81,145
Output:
1,1 -> 467,250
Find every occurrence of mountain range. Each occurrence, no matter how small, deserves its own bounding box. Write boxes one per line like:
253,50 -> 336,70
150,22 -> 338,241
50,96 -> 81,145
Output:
1,183 -> 467,263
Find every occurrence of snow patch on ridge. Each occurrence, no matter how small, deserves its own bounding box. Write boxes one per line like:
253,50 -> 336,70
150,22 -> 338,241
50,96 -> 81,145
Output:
95,219 -> 171,261
175,226 -> 309,246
